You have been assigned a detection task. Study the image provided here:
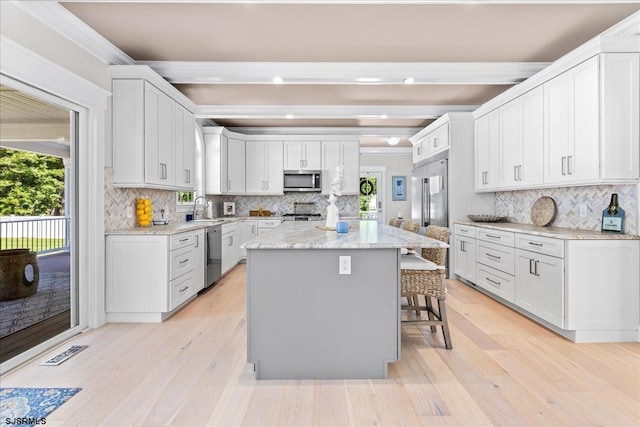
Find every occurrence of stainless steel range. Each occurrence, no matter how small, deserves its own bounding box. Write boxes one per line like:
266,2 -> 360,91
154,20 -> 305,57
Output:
283,202 -> 321,221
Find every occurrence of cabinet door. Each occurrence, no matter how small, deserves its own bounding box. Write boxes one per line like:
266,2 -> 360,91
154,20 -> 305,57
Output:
601,53 -> 640,180
240,220 -> 257,258
303,141 -> 322,170
284,141 -> 321,170
430,124 -> 449,153
226,138 -> 245,193
265,141 -> 284,193
569,56 -> 599,182
245,140 -> 266,193
284,141 -> 303,170
340,141 -> 360,194
544,72 -> 570,184
321,142 -> 340,194
174,104 -> 195,189
145,82 -> 174,185
515,249 -> 538,314
520,86 -> 544,186
412,139 -> 425,164
475,110 -> 500,190
455,236 -> 476,283
500,97 -> 523,187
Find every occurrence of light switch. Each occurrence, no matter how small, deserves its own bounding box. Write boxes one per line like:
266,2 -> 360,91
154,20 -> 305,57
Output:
126,207 -> 133,219
580,204 -> 588,218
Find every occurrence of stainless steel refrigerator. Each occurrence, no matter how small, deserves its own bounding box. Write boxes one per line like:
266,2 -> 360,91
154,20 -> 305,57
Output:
411,158 -> 448,227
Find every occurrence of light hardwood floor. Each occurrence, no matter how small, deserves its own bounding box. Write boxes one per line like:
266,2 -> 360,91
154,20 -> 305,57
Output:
2,264 -> 639,426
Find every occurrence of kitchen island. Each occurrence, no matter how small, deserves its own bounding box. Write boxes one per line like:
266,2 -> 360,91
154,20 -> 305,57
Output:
244,220 -> 448,380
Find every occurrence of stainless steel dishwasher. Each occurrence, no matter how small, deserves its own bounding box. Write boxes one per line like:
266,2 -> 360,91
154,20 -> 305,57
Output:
203,224 -> 222,290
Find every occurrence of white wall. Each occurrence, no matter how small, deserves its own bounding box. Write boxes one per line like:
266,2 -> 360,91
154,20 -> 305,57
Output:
360,151 -> 414,222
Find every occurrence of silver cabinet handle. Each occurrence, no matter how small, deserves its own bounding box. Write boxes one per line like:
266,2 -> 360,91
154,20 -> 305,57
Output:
486,253 -> 501,260
514,165 -> 518,182
561,156 -> 567,176
160,163 -> 167,179
228,179 -> 231,191
195,235 -> 199,248
485,234 -> 501,239
433,137 -> 439,148
528,241 -> 543,247
179,258 -> 189,265
567,155 -> 573,175
179,286 -> 189,293
534,260 -> 540,277
486,277 -> 501,286
529,258 -> 535,275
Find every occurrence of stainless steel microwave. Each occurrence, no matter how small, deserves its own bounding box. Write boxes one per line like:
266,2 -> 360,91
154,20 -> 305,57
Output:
283,170 -> 321,192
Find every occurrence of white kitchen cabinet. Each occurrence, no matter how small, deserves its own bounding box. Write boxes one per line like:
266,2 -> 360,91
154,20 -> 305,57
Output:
174,103 -> 195,189
222,222 -> 240,274
475,109 -> 501,191
412,137 -> 426,164
112,79 -> 196,191
226,138 -> 246,194
500,86 -> 543,188
544,56 -> 599,185
257,219 -> 282,235
239,220 -> 257,259
321,140 -> 360,195
515,248 -> 564,328
106,229 -> 204,322
284,141 -> 322,170
245,140 -> 284,195
454,224 -> 476,283
427,123 -> 449,156
204,129 -> 228,194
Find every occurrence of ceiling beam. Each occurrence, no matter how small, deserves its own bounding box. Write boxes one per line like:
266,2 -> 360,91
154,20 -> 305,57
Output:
143,61 -> 550,85
196,104 -> 478,119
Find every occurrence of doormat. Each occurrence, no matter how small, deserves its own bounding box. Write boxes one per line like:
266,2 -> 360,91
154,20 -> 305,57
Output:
0,387 -> 81,426
40,345 -> 88,366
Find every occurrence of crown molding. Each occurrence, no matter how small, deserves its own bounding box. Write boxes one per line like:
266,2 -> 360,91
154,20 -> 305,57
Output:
360,147 -> 412,155
197,104 -> 478,119
226,126 -> 421,136
11,1 -> 134,65
143,61 -> 549,85
55,1 -> 640,4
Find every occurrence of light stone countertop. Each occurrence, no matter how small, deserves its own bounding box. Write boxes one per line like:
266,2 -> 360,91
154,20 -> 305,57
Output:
105,216 -> 283,235
455,221 -> 640,240
244,220 -> 449,249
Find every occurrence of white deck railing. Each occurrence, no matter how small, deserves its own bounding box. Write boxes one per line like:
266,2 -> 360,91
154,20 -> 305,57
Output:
0,216 -> 70,254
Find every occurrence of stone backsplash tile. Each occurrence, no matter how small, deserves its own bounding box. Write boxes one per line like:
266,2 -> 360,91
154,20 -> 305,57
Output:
495,184 -> 638,235
104,167 -> 181,231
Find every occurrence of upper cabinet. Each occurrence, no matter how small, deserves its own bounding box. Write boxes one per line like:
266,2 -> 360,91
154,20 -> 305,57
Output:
500,86 -> 544,188
284,141 -> 322,170
474,50 -> 639,192
475,109 -> 501,191
321,141 -> 360,195
111,66 -> 197,191
204,128 -> 246,195
246,140 -> 284,195
412,123 -> 449,164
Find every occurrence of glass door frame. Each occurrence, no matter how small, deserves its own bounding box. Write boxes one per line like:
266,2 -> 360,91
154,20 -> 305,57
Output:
360,166 -> 386,223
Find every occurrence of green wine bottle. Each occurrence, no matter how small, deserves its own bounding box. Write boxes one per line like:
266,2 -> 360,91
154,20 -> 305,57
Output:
601,193 -> 624,233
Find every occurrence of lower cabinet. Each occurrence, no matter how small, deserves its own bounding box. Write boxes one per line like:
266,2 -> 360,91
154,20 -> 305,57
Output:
106,228 -> 205,322
240,220 -> 257,259
514,248 -> 564,328
454,222 -> 640,342
222,222 -> 240,274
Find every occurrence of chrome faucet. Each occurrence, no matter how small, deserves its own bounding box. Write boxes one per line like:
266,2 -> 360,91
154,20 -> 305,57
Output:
193,195 -> 207,220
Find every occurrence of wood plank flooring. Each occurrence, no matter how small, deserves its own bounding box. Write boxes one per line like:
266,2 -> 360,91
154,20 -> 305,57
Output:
1,264 -> 638,426
0,310 -> 71,363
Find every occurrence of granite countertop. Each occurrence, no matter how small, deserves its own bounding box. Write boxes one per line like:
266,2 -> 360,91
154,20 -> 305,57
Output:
455,221 -> 640,240
105,216 -> 283,235
244,220 -> 449,249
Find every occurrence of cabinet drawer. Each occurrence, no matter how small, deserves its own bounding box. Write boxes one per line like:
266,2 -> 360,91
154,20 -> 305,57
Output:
476,264 -> 515,303
477,240 -> 515,275
170,272 -> 194,310
257,219 -> 282,228
476,228 -> 515,246
170,232 -> 195,250
455,224 -> 476,239
170,245 -> 194,280
515,234 -> 564,258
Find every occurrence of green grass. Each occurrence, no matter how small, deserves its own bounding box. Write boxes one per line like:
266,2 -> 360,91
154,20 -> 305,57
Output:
0,237 -> 65,252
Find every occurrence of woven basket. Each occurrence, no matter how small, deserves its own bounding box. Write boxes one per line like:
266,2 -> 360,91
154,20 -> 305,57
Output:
0,249 -> 40,301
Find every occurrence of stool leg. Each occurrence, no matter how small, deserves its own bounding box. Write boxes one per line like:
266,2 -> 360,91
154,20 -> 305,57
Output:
438,299 -> 452,349
425,296 -> 436,332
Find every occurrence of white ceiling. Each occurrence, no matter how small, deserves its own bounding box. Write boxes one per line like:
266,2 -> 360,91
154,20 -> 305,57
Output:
13,1 -> 640,146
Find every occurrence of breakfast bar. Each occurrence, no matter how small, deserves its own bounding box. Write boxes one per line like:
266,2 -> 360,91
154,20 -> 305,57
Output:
244,220 -> 448,380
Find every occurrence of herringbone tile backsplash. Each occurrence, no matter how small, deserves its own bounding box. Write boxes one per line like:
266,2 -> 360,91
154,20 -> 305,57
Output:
495,184 -> 638,235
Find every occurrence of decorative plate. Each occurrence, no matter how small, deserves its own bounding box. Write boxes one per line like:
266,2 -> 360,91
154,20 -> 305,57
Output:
467,215 -> 507,223
531,196 -> 556,226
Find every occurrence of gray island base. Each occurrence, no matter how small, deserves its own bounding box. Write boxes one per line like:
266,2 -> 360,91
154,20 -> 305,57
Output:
244,221 -> 447,380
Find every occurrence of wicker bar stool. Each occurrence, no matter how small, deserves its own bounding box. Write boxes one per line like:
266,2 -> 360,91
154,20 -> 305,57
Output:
400,220 -> 420,233
400,225 -> 452,349
389,218 -> 403,227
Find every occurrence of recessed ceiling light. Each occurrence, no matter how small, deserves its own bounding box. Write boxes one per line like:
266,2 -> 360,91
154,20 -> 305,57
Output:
286,114 -> 293,119
273,77 -> 283,84
380,114 -> 388,119
387,137 -> 400,146
403,77 -> 415,84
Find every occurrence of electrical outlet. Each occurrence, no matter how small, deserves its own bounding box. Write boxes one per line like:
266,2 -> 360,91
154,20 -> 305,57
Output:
126,206 -> 133,219
508,204 -> 514,215
580,204 -> 588,218
339,256 -> 351,275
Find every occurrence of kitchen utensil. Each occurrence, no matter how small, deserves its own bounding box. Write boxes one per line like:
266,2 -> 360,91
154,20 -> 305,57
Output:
531,196 -> 556,226
467,215 -> 507,223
